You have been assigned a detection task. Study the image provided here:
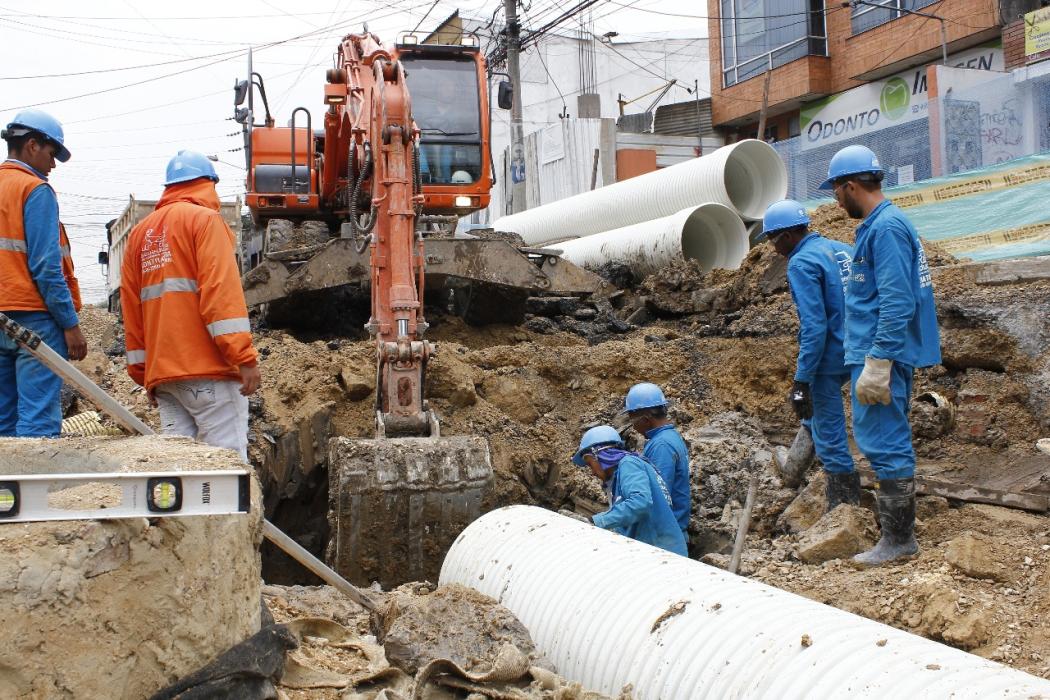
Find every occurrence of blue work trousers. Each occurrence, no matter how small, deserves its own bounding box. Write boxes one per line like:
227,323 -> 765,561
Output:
809,372 -> 854,474
850,361 -> 915,480
0,310 -> 67,437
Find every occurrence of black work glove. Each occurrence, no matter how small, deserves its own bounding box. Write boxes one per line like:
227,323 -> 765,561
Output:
789,380 -> 813,420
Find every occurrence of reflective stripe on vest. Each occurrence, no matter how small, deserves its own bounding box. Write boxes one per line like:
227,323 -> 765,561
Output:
60,244 -> 71,257
140,277 -> 199,301
126,349 -> 146,365
0,238 -> 27,253
207,317 -> 251,337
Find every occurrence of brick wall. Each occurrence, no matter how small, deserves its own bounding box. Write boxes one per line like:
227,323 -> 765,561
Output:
1005,16 -> 1050,68
710,0 -> 1000,127
1003,19 -> 1026,69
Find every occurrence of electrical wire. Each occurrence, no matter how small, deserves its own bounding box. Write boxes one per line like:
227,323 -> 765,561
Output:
412,0 -> 444,32
0,1 -> 436,112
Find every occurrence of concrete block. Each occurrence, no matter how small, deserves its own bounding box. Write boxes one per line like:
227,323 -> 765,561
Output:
0,436 -> 262,699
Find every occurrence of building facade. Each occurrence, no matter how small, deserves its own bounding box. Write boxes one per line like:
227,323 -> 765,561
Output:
708,1 -> 1050,199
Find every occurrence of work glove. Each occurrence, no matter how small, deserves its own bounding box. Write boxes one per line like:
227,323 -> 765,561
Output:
855,356 -> 893,405
557,509 -> 591,524
789,381 -> 813,420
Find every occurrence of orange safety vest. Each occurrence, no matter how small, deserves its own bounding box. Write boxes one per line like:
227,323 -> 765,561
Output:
0,161 -> 74,313
120,178 -> 257,390
59,223 -> 82,312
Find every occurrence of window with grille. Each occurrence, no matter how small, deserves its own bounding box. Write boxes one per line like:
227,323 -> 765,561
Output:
720,0 -> 827,88
849,0 -> 940,35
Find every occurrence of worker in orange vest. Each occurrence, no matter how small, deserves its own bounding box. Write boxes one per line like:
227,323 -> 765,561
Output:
120,150 -> 260,460
0,109 -> 87,437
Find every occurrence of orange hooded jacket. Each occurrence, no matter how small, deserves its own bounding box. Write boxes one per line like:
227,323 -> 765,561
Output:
120,178 -> 257,390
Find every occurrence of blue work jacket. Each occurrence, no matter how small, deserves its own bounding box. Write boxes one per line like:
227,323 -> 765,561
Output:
787,232 -> 853,382
641,424 -> 691,532
845,200 -> 940,368
592,454 -> 687,556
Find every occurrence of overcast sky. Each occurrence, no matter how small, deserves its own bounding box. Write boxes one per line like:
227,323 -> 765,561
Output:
0,0 -> 706,303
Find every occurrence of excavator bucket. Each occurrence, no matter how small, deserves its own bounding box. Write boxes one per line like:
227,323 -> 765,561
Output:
326,435 -> 492,587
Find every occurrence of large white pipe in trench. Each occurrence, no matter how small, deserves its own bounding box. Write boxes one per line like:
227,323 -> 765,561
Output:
441,506 -> 1050,699
493,140 -> 787,246
555,203 -> 749,276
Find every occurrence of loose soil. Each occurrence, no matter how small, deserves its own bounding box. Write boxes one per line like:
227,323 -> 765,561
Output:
70,202 -> 1050,682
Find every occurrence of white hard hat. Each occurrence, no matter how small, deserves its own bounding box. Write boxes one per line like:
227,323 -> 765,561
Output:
451,170 -> 472,184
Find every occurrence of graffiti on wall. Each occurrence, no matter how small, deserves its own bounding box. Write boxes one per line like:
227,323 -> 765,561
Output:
944,99 -> 982,174
980,97 -> 1026,165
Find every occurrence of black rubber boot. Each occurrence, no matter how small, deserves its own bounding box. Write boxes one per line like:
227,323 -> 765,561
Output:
824,470 -> 860,512
853,477 -> 918,567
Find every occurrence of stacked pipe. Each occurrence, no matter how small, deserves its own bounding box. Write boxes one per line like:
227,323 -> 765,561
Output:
442,506 -> 1050,699
492,140 -> 787,275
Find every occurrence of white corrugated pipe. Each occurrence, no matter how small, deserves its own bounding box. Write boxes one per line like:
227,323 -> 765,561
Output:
493,140 -> 787,246
441,506 -> 1050,699
555,203 -> 748,276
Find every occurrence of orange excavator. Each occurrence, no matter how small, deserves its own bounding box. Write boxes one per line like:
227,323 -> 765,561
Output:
234,31 -> 602,585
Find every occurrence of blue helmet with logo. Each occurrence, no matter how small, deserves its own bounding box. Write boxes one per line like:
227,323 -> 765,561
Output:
818,145 -> 883,190
622,382 -> 668,414
3,109 -> 71,162
572,425 -> 624,467
164,150 -> 219,186
757,199 -> 810,241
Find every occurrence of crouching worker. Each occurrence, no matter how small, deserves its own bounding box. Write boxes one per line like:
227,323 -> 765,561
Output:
568,425 -> 687,556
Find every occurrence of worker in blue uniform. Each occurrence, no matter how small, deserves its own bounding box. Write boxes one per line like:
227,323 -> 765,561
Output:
0,109 -> 87,437
568,425 -> 687,556
622,382 -> 691,540
820,145 -> 941,566
756,200 -> 857,511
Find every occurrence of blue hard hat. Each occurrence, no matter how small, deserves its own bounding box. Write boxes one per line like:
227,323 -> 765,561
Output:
572,425 -> 624,467
4,109 -> 71,162
756,199 -> 810,241
164,149 -> 219,186
818,145 -> 883,190
622,382 -> 668,414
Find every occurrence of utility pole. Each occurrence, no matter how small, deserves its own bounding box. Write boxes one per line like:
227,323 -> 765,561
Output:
756,65 -> 772,141
504,0 -> 527,213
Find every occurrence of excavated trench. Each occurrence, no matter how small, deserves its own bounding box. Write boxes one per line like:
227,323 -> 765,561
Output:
247,213 -> 1050,590
69,203 -> 1050,678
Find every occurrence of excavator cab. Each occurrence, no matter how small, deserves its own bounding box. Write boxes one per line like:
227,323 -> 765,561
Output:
396,41 -> 491,214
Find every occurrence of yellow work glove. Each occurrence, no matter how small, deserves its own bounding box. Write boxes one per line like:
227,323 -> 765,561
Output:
855,356 -> 893,405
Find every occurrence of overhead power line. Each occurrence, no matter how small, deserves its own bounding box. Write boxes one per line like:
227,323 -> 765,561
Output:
0,0 -> 437,112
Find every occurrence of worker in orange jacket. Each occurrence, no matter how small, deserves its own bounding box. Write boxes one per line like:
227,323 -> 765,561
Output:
121,150 -> 260,460
0,109 -> 87,437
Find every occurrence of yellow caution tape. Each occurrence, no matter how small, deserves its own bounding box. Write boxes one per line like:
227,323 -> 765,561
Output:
890,162 -> 1050,209
932,221 -> 1050,255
